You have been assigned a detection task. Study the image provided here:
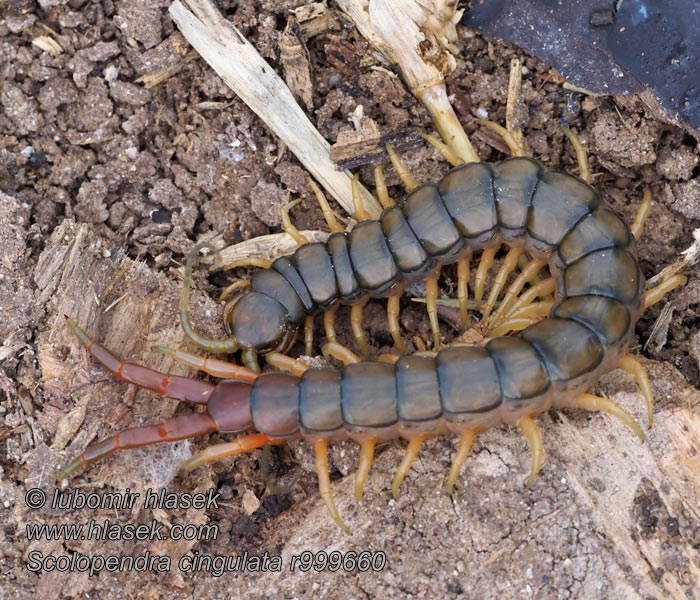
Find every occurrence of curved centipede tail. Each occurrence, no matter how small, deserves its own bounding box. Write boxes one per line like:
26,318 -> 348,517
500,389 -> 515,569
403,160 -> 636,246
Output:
180,241 -> 240,355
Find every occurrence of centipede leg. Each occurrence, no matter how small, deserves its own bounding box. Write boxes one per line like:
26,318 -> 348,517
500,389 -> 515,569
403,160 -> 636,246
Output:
500,277 -> 556,323
631,187 -> 652,240
350,296 -> 370,359
386,143 -> 420,190
354,438 -> 377,501
618,355 -> 655,428
457,256 -> 470,330
312,439 -> 352,534
387,294 -> 405,353
477,119 -> 526,156
241,349 -> 260,372
474,246 -> 498,310
486,258 -> 546,331
562,127 -> 591,184
308,178 -> 344,233
447,430 -> 475,495
481,247 -> 523,322
422,133 -> 463,167
351,173 -> 372,221
391,434 -> 428,499
304,315 -> 314,356
373,164 -> 395,208
265,352 -> 310,376
152,345 -> 258,382
575,393 -> 645,441
425,271 -> 441,351
181,433 -> 279,471
323,303 -> 339,343
219,279 -> 250,302
489,301 -> 553,337
280,198 -> 309,246
517,416 -> 544,488
642,274 -> 688,310
322,341 -> 361,366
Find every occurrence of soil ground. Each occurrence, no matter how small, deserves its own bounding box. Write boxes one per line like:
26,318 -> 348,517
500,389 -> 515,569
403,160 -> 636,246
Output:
1,2 -> 699,599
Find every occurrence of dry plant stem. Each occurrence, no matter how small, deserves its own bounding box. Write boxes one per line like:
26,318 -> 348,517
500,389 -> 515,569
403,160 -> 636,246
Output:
169,0 -> 380,218
337,0 -> 479,164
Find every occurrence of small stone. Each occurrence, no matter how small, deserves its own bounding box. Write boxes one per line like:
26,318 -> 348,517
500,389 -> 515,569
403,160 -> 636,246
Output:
242,489 -> 261,515
589,9 -> 615,27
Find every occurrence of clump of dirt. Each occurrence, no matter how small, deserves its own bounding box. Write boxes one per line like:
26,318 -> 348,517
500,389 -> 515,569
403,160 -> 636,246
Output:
0,1 -> 699,599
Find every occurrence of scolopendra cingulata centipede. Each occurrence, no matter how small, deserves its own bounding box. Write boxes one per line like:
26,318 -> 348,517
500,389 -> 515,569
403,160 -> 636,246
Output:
57,108 -> 690,533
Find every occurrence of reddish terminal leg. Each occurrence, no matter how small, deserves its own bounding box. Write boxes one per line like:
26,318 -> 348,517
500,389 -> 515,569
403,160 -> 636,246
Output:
66,317 -> 216,404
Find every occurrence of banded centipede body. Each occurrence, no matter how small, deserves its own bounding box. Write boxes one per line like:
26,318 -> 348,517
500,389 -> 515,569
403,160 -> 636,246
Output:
58,124 -> 688,533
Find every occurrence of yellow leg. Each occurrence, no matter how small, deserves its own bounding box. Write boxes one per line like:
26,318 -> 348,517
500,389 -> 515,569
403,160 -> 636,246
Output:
425,271 -> 441,350
489,316 -> 541,337
387,294 -> 404,353
322,341 -> 361,366
618,355 -> 655,428
323,303 -> 339,343
181,433 -> 280,471
241,349 -> 260,372
219,279 -> 251,302
501,277 -> 556,321
480,248 -> 523,322
486,258 -> 546,330
392,434 -> 428,499
265,352 -> 310,376
220,257 -> 272,271
351,173 -> 372,221
312,439 -> 352,534
477,119 -> 526,156
373,164 -> 395,209
304,315 -> 314,356
489,301 -> 553,336
642,274 -> 687,310
575,393 -> 644,441
562,127 -> 591,184
386,143 -> 419,190
354,438 -> 376,501
309,178 -> 344,233
280,199 -> 309,246
474,246 -> 498,309
517,416 -> 544,487
377,352 -> 400,365
152,345 -> 258,382
447,430 -> 475,495
350,296 -> 370,359
631,187 -> 652,240
457,256 -> 470,330
422,133 -> 462,167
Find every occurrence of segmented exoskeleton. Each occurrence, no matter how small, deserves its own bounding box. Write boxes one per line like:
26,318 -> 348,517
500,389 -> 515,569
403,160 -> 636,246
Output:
58,123 -> 688,533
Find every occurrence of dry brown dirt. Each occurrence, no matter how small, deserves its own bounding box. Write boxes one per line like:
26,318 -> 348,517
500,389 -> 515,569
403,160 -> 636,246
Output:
1,2 -> 699,599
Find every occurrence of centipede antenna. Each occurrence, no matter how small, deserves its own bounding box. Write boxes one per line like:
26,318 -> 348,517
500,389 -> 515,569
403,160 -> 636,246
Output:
152,345 -> 258,382
618,355 -> 655,428
474,246 -> 498,310
447,430 -> 475,495
180,241 -> 240,354
350,296 -> 370,359
562,127 -> 591,184
386,143 -> 420,190
322,341 -> 361,366
391,434 -> 428,499
421,133 -> 462,167
280,198 -> 310,246
355,439 -> 377,501
575,393 -> 645,441
425,271 -> 441,351
631,187 -> 652,239
517,416 -> 544,488
304,315 -> 315,356
373,164 -> 395,208
480,247 -> 523,323
386,294 -> 405,353
312,439 -> 352,535
218,279 -> 250,302
308,177 -> 344,233
219,257 -> 272,270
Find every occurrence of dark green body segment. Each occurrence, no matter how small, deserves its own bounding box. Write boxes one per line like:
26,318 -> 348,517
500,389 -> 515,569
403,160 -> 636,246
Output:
327,232 -> 362,303
348,221 -> 400,293
250,268 -> 307,324
491,158 -> 542,242
552,296 -> 631,347
299,369 -> 343,432
341,362 -> 398,429
250,373 -> 300,436
271,257 -> 314,314
380,205 -> 433,276
292,243 -> 337,308
562,247 -> 641,304
486,337 -> 550,401
395,355 -> 442,422
556,208 -> 632,267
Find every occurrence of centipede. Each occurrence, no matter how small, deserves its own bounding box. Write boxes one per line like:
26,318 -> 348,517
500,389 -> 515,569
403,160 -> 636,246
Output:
57,109 -> 690,534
